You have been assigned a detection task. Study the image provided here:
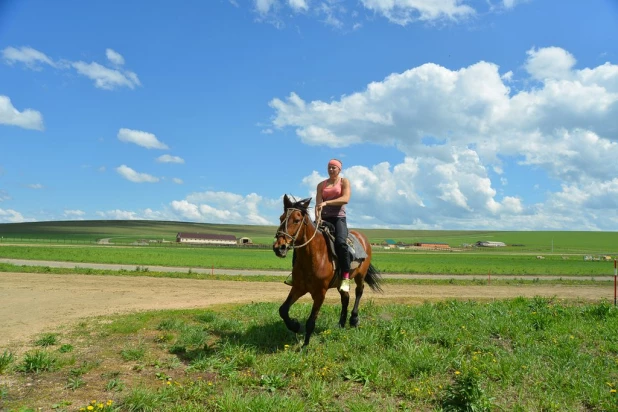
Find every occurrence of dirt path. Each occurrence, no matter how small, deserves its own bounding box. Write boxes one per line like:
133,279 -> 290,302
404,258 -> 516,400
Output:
1,271 -> 613,349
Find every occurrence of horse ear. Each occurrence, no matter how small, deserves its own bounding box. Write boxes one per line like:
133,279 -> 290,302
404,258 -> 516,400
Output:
283,194 -> 292,209
300,197 -> 312,211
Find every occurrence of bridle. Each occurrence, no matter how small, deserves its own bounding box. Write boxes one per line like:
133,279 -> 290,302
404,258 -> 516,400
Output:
275,207 -> 319,250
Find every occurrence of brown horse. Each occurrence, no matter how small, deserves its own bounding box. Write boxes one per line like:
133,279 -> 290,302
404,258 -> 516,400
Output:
272,195 -> 383,347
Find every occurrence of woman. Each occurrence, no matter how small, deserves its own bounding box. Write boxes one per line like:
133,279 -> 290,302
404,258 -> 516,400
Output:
285,158 -> 352,292
316,158 -> 352,292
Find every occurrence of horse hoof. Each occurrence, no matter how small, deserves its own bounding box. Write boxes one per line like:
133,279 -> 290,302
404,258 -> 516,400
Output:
350,318 -> 359,328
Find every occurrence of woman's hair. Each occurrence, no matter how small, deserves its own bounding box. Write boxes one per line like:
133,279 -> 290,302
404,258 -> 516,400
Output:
328,159 -> 342,170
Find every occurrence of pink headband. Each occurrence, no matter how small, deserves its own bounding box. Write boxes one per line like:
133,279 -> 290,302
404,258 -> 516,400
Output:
328,159 -> 342,170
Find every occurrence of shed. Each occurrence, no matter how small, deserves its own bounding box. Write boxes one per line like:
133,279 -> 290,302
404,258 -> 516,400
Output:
176,232 -> 237,246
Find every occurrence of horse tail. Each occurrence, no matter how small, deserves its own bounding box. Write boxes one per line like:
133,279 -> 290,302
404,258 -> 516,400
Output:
364,263 -> 384,293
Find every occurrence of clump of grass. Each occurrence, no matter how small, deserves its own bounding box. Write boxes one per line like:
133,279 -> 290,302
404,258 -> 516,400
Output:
441,369 -> 493,411
0,350 -> 15,374
16,350 -> 57,373
59,344 -> 74,353
65,376 -> 85,390
34,332 -> 59,347
120,344 -> 146,361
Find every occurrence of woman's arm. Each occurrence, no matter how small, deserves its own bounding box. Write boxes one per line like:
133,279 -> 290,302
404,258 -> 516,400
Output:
315,181 -> 324,221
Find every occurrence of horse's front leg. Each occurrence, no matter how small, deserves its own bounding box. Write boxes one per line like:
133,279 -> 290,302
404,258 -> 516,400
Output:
279,288 -> 305,334
349,280 -> 365,327
304,293 -> 325,347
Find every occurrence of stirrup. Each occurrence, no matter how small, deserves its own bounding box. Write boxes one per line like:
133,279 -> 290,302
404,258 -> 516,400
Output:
284,274 -> 293,286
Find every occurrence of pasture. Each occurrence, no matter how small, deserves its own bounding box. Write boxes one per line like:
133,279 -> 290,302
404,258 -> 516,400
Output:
0,244 -> 616,276
1,220 -> 617,254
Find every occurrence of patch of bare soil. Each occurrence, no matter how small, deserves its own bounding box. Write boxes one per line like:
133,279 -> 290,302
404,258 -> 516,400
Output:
0,272 -> 611,348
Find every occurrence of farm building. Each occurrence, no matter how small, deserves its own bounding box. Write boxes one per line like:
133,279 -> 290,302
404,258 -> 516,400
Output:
475,241 -> 506,247
237,237 -> 253,245
414,242 -> 450,250
176,232 -> 236,245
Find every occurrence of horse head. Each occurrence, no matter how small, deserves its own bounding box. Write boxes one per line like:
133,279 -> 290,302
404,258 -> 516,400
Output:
272,194 -> 312,258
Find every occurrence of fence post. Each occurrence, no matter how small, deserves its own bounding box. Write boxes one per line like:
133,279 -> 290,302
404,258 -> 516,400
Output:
614,259 -> 618,306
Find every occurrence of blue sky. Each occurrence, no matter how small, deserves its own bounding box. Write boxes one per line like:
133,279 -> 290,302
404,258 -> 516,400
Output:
1,0 -> 617,230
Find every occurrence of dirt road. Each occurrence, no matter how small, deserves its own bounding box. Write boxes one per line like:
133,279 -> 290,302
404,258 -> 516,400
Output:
1,271 -> 613,349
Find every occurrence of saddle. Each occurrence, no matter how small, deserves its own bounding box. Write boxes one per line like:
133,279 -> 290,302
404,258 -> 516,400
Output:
318,221 -> 368,275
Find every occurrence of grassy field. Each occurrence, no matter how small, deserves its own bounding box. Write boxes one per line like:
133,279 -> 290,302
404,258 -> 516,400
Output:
1,220 -> 617,253
1,298 -> 617,411
1,220 -> 617,277
0,244 -> 616,276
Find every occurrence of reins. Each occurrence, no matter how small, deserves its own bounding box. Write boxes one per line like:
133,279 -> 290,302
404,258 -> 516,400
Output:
276,207 -> 320,249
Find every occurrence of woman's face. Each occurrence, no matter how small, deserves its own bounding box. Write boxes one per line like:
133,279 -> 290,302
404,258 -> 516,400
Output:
327,164 -> 340,178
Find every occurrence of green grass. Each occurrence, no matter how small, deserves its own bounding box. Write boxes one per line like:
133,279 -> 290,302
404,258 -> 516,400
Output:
0,244 -> 616,276
2,299 -> 618,411
1,220 -> 617,251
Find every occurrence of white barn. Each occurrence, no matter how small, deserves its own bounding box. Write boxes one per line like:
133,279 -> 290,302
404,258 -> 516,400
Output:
475,241 -> 507,247
176,232 -> 237,245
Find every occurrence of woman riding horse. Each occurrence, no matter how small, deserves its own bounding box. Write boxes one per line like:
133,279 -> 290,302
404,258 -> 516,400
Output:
273,195 -> 382,347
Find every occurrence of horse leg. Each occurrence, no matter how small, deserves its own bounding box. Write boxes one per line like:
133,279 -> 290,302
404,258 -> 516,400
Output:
279,288 -> 305,334
338,288 -> 350,328
303,293 -> 325,347
349,279 -> 365,327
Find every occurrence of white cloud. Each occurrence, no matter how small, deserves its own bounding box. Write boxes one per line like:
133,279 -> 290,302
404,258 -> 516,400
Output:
156,154 -> 185,163
255,0 -> 277,14
271,47 -> 618,230
0,190 -> 10,202
288,0 -> 308,12
525,47 -> 576,81
171,191 -> 275,225
0,208 -> 29,223
95,208 -> 170,221
172,178 -> 184,184
250,0 -> 513,29
72,61 -> 140,90
105,48 -> 125,66
64,209 -> 86,219
96,209 -> 140,220
2,46 -> 56,69
3,46 -> 140,90
0,95 -> 44,130
360,0 -> 475,25
116,165 -> 160,183
27,183 -> 43,189
118,128 -> 169,150
502,0 -> 529,10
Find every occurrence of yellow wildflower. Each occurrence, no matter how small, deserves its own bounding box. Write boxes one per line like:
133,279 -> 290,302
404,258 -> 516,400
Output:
455,371 -> 461,375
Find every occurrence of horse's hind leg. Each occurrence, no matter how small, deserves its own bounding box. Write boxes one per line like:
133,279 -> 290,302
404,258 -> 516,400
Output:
279,289 -> 304,334
349,280 -> 365,327
338,288 -> 350,328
